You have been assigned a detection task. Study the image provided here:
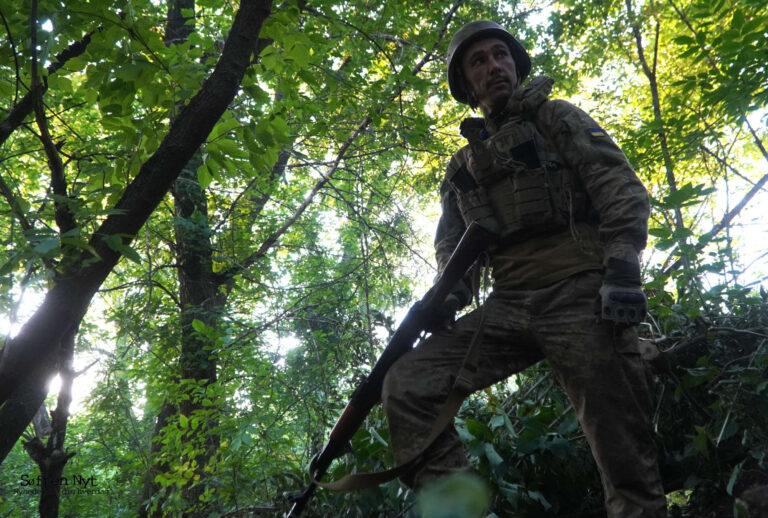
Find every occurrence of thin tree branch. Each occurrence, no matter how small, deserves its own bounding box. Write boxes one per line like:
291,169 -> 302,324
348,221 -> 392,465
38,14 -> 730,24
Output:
27,0 -> 78,247
245,117 -> 372,265
0,29 -> 95,148
0,7 -> 23,100
626,0 -> 684,232
221,0 -> 462,275
658,0 -> 768,275
663,168 -> 768,275
34,87 -> 77,235
370,32 -> 426,51
667,0 -> 768,166
0,0 -> 274,412
300,5 -> 398,72
0,171 -> 34,232
744,117 -> 768,164
699,144 -> 761,188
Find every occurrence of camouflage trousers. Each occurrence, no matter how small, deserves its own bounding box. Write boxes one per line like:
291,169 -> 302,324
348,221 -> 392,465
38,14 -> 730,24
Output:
382,270 -> 667,518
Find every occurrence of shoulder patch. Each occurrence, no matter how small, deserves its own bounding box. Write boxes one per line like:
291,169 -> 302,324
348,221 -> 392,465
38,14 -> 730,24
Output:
588,127 -> 607,138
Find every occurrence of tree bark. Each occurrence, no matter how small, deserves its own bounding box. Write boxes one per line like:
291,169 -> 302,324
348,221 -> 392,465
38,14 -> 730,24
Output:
0,0 -> 274,464
0,359 -> 56,462
173,158 -> 223,516
0,29 -> 94,147
138,401 -> 175,518
22,327 -> 78,518
136,2 -> 225,514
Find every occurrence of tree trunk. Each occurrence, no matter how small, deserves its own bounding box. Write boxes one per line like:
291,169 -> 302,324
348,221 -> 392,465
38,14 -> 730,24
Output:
22,327 -> 78,518
0,0 -> 274,465
174,158 -> 223,516
138,401 -> 175,518
140,2 -> 223,514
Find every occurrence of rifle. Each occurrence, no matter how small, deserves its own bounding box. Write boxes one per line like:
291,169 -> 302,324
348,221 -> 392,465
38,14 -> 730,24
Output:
287,221 -> 496,518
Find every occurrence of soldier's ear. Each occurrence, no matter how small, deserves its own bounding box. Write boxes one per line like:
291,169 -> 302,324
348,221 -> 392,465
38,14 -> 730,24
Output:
467,90 -> 479,110
457,68 -> 479,109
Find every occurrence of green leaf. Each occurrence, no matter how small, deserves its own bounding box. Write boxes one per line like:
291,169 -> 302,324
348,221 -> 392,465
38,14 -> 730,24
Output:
103,234 -> 142,263
527,490 -> 552,510
17,197 -> 31,214
191,319 -> 207,334
483,443 -> 504,468
730,9 -> 745,31
197,162 -> 213,189
545,437 -> 572,458
60,237 -> 100,258
0,79 -> 12,98
253,119 -> 275,146
209,118 -> 240,141
369,427 -> 389,447
673,36 -> 695,46
465,419 -> 493,442
648,227 -> 671,238
0,253 -> 23,276
33,237 -> 60,255
692,425 -> 711,456
727,460 -> 744,495
215,138 -> 243,157
121,245 -> 142,264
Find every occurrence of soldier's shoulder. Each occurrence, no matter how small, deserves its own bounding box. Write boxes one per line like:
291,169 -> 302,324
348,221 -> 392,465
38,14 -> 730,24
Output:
536,98 -> 580,120
448,144 -> 471,168
535,99 -> 596,139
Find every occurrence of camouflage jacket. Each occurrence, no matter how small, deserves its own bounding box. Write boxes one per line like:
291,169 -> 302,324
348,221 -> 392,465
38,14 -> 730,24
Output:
436,76 -> 650,300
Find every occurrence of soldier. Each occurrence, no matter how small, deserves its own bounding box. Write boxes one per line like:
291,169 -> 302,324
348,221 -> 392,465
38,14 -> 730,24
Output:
382,21 -> 668,517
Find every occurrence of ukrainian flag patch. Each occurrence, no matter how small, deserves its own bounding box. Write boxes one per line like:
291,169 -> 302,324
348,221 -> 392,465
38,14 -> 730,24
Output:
589,127 -> 607,137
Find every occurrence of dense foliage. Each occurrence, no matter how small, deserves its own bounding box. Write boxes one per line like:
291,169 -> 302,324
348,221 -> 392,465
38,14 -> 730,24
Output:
0,0 -> 766,517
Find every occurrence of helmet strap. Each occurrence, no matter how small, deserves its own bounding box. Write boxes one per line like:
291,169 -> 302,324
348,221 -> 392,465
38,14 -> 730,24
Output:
457,67 -> 479,110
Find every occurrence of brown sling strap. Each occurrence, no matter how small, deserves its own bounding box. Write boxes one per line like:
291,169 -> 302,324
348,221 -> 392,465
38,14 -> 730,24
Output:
311,277 -> 490,491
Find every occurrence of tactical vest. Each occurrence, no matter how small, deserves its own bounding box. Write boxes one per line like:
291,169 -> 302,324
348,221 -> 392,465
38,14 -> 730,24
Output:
448,111 -> 593,242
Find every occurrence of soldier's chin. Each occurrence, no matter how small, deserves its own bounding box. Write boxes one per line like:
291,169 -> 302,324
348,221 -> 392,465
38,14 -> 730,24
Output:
487,90 -> 511,111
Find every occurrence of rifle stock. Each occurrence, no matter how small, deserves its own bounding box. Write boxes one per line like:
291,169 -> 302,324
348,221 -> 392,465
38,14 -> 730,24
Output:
287,221 -> 496,517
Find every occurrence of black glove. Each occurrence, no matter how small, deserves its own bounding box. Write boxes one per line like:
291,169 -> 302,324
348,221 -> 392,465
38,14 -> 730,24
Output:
599,257 -> 646,325
420,293 -> 463,333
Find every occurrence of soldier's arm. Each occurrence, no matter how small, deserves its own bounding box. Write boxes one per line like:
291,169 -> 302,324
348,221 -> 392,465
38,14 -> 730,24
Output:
434,155 -> 474,309
538,99 -> 650,263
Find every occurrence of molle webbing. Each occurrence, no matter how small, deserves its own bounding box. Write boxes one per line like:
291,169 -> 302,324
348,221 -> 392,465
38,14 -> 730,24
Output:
450,115 -> 593,243
448,165 -> 499,235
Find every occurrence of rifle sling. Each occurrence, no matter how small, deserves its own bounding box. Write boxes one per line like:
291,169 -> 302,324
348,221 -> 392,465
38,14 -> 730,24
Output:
310,273 -> 490,492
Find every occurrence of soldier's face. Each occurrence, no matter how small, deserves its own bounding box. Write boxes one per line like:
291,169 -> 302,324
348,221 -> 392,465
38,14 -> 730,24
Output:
461,38 -> 519,114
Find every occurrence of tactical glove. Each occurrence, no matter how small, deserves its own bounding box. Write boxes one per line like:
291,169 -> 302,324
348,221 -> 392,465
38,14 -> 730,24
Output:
599,257 -> 646,325
421,293 -> 463,333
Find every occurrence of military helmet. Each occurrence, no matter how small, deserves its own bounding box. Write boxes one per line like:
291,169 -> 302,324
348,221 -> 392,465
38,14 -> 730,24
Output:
446,20 -> 532,105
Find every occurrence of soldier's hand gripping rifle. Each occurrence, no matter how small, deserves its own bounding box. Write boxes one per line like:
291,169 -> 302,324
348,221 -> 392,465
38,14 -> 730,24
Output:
287,221 -> 497,518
